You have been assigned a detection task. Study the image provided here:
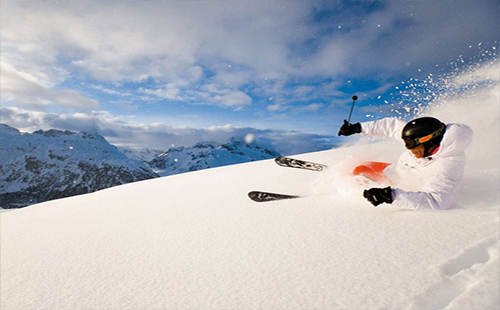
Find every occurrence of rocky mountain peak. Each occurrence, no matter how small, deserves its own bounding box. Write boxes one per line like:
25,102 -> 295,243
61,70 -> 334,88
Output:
33,129 -> 76,137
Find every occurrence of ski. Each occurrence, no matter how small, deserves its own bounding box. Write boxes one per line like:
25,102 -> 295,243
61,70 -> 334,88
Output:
274,156 -> 327,172
248,191 -> 301,202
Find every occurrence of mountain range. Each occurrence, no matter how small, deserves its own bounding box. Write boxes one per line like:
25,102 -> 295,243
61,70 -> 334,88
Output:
146,137 -> 281,176
0,124 -> 158,209
0,124 -> 280,208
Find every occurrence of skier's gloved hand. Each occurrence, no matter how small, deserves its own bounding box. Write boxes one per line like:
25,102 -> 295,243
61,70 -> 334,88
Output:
363,187 -> 393,207
338,120 -> 362,136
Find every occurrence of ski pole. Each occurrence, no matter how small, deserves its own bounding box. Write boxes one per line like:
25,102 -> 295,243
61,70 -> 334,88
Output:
347,95 -> 358,123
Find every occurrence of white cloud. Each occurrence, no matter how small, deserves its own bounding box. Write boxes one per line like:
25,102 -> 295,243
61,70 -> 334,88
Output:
298,103 -> 324,112
139,82 -> 252,107
89,85 -> 133,97
267,103 -> 285,112
2,1 -> 306,82
213,91 -> 252,107
0,107 -> 337,155
1,0 -> 314,109
292,85 -> 315,98
140,84 -> 182,101
1,62 -> 99,110
208,124 -> 233,132
345,1 -> 499,76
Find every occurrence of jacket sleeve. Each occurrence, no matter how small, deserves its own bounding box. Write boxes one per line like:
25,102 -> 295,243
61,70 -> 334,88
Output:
360,117 -> 407,140
391,156 -> 465,210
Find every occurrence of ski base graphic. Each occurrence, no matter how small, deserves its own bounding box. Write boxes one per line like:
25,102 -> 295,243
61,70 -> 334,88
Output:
275,156 -> 327,172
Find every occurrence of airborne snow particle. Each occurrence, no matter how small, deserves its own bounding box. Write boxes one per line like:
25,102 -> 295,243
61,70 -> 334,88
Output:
244,134 -> 255,144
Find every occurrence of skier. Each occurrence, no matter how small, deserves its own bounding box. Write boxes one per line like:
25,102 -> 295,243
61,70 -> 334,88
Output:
338,117 -> 473,210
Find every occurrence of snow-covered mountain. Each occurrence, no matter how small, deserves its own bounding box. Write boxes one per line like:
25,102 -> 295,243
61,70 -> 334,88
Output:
0,124 -> 158,209
119,147 -> 165,162
147,137 -> 281,176
0,124 -> 281,208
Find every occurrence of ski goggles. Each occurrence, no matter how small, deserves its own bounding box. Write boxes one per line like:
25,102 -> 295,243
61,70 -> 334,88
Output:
403,125 -> 445,149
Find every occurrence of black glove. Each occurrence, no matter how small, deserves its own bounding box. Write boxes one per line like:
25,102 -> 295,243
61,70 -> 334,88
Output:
363,187 -> 393,207
338,120 -> 362,136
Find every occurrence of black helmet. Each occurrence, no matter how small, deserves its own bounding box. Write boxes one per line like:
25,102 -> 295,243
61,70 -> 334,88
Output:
402,117 -> 446,150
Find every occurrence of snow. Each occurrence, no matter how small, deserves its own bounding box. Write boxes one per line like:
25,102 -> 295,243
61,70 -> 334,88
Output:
148,138 -> 280,177
1,60 -> 499,309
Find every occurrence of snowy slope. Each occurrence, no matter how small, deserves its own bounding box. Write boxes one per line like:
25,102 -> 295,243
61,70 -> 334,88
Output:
1,142 -> 498,309
1,61 -> 499,309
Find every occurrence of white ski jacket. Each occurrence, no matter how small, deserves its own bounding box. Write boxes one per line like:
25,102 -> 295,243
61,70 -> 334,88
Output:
360,117 -> 473,210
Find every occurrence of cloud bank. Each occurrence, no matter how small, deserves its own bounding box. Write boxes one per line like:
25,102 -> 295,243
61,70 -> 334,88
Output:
0,107 -> 338,155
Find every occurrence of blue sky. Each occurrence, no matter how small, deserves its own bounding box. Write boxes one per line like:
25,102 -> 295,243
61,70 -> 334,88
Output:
1,0 -> 499,154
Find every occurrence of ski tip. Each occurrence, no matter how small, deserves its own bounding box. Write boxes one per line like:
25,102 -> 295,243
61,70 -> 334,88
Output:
248,191 -> 258,200
248,191 -> 300,202
248,191 -> 269,202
